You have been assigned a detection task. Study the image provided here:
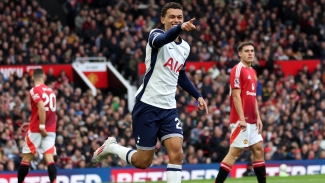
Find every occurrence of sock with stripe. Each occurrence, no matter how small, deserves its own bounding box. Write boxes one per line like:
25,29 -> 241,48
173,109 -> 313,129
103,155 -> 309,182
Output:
215,162 -> 232,183
108,143 -> 136,165
47,162 -> 57,183
18,161 -> 30,183
253,161 -> 266,183
166,164 -> 182,183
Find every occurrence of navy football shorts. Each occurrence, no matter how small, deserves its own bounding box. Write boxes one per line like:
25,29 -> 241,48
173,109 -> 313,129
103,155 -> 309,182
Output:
132,100 -> 183,150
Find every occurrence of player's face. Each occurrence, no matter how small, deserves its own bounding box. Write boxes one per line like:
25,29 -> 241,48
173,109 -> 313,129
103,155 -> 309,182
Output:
161,8 -> 184,31
239,45 -> 255,63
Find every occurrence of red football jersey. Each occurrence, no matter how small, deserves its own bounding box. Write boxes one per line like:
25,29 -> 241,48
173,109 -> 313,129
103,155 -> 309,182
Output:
229,62 -> 257,124
29,84 -> 56,132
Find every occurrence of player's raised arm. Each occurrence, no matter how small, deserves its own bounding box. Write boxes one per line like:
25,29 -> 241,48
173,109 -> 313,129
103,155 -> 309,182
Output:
148,26 -> 181,48
149,18 -> 196,48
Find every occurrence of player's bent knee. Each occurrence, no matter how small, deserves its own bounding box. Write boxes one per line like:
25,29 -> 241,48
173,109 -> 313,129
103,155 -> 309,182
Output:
254,147 -> 264,159
163,137 -> 184,164
251,142 -> 264,159
43,153 -> 54,164
22,153 -> 34,162
168,150 -> 184,164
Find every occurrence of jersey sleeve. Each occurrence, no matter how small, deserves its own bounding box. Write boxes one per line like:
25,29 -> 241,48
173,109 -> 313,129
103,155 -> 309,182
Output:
148,24 -> 183,48
178,69 -> 202,100
148,29 -> 165,48
30,87 -> 43,104
229,66 -> 241,89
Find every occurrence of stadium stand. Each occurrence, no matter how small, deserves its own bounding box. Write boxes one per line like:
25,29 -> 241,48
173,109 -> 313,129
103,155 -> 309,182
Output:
0,0 -> 325,171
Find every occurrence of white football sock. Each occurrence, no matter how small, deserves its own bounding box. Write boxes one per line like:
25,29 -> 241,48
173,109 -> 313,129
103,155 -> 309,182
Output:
108,143 -> 136,165
166,164 -> 182,183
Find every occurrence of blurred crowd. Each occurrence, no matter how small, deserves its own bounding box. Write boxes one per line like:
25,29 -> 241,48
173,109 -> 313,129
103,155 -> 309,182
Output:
1,0 -> 325,172
1,61 -> 325,171
1,0 -> 325,83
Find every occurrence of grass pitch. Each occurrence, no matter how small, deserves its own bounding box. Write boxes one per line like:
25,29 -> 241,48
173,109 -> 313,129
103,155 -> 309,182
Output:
129,174 -> 324,183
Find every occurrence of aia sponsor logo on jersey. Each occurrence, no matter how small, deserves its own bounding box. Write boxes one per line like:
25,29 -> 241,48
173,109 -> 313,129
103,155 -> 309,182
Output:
163,58 -> 183,73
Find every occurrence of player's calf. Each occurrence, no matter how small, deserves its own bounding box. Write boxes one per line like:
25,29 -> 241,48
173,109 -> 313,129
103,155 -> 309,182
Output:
18,161 -> 30,183
131,150 -> 155,169
44,154 -> 57,183
18,154 -> 34,183
46,162 -> 57,183
164,137 -> 184,183
250,142 -> 266,183
253,161 -> 266,183
215,147 -> 243,183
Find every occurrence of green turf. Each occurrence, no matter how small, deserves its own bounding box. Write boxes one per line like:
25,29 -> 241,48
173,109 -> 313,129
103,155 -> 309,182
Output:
127,174 -> 325,183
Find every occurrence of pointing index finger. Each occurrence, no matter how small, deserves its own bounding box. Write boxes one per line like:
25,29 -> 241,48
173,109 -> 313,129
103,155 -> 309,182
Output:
204,102 -> 208,115
189,18 -> 195,23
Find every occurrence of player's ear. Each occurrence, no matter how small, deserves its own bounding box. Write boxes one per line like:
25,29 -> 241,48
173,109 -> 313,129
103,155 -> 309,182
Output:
160,16 -> 165,24
238,51 -> 242,58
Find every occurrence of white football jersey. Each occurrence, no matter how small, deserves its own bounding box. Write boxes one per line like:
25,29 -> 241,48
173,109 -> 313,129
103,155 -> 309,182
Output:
135,29 -> 190,109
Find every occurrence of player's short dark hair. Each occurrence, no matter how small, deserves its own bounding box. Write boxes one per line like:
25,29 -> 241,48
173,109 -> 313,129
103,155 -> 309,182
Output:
161,2 -> 183,17
33,68 -> 44,79
237,42 -> 254,52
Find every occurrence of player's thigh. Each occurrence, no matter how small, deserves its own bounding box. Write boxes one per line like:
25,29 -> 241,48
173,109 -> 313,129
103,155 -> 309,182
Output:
40,132 -> 57,155
249,141 -> 264,159
227,146 -> 244,158
229,121 -> 250,148
132,100 -> 160,150
248,123 -> 264,160
248,123 -> 263,147
158,108 -> 183,145
22,131 -> 42,155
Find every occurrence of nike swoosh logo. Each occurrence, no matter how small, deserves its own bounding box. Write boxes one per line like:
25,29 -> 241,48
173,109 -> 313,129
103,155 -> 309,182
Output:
169,47 -> 173,49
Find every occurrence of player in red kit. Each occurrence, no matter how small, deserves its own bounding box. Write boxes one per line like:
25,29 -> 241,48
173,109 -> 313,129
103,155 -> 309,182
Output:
17,68 -> 57,183
214,42 -> 266,183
